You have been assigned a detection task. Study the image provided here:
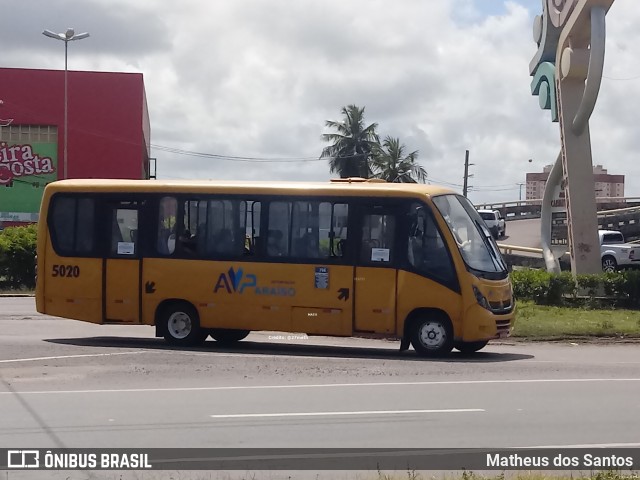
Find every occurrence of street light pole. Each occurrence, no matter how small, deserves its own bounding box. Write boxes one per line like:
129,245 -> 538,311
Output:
42,28 -> 90,180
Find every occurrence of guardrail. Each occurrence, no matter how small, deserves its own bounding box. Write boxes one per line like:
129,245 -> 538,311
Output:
476,198 -> 640,222
497,243 -> 570,258
476,196 -> 640,211
497,243 -> 543,255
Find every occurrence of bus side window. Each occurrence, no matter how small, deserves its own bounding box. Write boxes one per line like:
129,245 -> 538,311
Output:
157,196 -> 177,255
328,203 -> 348,259
360,213 -> 394,264
267,202 -> 291,257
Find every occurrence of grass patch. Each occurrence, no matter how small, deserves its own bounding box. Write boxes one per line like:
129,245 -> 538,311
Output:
513,301 -> 640,339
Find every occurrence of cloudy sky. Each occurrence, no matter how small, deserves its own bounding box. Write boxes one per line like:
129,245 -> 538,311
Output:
1,0 -> 638,203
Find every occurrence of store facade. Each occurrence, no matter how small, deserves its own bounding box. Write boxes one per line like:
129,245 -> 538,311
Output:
0,67 -> 150,227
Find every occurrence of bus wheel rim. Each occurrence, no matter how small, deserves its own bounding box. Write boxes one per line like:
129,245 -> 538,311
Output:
168,311 -> 192,339
419,321 -> 446,348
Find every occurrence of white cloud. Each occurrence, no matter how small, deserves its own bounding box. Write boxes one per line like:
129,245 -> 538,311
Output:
2,0 -> 638,203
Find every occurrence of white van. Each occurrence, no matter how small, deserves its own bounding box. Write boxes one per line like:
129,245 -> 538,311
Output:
477,209 -> 506,239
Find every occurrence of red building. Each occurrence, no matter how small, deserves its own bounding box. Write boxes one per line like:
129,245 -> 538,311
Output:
0,67 -> 150,227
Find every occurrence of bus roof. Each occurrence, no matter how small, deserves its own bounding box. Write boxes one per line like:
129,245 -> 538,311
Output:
44,178 -> 457,198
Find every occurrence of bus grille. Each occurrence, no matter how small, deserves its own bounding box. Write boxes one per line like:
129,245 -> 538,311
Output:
496,319 -> 511,335
489,297 -> 513,314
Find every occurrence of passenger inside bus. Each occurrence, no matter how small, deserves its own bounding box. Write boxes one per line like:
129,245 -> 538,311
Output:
178,228 -> 197,255
267,230 -> 285,256
157,226 -> 176,255
215,229 -> 235,255
294,232 -> 319,258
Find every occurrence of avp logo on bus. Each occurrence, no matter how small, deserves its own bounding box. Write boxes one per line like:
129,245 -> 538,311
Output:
213,267 -> 296,297
214,267 -> 257,294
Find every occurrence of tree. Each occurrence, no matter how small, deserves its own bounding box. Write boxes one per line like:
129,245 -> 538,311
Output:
371,136 -> 427,183
321,105 -> 379,178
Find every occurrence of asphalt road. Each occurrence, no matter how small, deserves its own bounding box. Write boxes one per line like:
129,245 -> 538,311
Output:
1,297 -> 640,478
501,218 -> 541,249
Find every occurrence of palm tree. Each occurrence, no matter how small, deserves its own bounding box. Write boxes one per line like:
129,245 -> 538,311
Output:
321,105 -> 379,178
372,136 -> 427,183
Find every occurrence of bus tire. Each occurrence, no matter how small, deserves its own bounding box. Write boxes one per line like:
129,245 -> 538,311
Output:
160,302 -> 207,347
409,313 -> 453,357
209,329 -> 250,345
454,340 -> 488,354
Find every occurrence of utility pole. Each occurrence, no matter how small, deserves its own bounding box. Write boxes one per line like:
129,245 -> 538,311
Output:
462,150 -> 473,197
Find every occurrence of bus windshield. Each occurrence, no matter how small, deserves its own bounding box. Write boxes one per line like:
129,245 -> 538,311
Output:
432,194 -> 507,278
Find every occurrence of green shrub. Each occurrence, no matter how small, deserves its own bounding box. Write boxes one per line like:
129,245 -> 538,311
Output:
548,271 -> 575,303
510,268 -> 640,309
576,273 -> 601,297
621,270 -> 640,308
511,269 -> 550,303
602,271 -> 626,298
0,224 -> 38,289
511,269 -> 574,305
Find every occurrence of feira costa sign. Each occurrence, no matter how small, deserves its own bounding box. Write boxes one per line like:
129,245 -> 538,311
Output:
0,141 -> 56,185
0,136 -> 58,224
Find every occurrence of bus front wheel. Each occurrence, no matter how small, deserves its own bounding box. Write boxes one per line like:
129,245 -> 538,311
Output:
409,314 -> 453,357
160,303 -> 207,347
209,329 -> 250,345
454,340 -> 488,354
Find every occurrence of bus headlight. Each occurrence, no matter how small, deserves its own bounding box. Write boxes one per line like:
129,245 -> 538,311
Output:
473,286 -> 491,311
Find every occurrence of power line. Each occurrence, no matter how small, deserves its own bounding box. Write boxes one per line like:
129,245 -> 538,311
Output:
427,177 -> 463,188
151,144 -> 328,163
471,185 -> 521,191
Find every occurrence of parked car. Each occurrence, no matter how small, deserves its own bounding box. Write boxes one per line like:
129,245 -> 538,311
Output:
477,209 -> 506,239
599,230 -> 639,272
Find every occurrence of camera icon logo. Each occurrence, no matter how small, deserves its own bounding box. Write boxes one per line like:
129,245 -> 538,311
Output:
7,450 -> 40,469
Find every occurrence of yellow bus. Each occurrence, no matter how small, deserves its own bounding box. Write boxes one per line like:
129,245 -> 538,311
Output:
36,178 -> 514,356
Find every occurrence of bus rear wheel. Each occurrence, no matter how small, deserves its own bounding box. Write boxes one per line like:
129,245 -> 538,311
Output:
409,314 -> 453,357
160,303 -> 207,347
209,329 -> 250,345
454,340 -> 488,354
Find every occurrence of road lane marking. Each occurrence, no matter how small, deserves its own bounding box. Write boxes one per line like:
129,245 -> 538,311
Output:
210,409 -> 484,418
0,352 -> 144,364
526,442 -> 640,448
1,378 -> 640,395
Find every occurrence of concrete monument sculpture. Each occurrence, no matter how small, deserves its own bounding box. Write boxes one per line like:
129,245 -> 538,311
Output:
530,0 -> 614,274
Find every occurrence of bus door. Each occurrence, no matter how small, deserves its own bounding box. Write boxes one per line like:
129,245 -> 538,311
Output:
354,205 -> 398,334
105,201 -> 142,323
